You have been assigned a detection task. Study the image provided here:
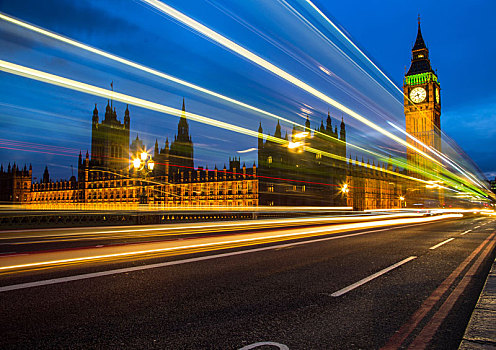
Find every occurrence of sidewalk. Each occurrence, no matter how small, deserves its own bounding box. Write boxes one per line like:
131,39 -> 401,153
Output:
459,257 -> 496,349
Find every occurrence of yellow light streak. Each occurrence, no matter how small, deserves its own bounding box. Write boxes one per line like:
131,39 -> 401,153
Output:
0,214 -> 462,273
293,131 -> 309,139
0,213 -> 415,240
387,121 -> 488,192
2,9 -> 487,200
0,59 -> 430,186
141,0 -> 440,165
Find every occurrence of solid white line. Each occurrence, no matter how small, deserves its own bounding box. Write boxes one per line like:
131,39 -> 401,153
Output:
0,223 -> 431,293
331,256 -> 417,297
429,238 -> 455,250
461,230 -> 472,235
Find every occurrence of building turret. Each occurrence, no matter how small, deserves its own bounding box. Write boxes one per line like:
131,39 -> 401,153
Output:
177,97 -> 190,141
92,104 -> 99,124
274,120 -> 281,139
258,122 -> 264,151
340,117 -> 346,142
326,111 -> 332,134
124,104 -> 130,129
104,100 -> 112,121
42,166 -> 50,183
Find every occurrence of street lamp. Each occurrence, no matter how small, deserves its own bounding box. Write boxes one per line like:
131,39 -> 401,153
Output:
133,150 -> 154,204
399,196 -> 406,208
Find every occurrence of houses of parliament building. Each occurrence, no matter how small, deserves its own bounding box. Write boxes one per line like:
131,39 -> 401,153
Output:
0,21 -> 442,211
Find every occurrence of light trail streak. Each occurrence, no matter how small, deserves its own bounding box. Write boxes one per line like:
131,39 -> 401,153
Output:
0,214 -> 462,273
0,213 -> 414,240
387,121 -> 487,192
0,138 -> 80,154
299,1 -> 448,131
0,59 -> 430,185
0,11 -> 394,168
302,0 -> 402,95
140,0 -> 440,165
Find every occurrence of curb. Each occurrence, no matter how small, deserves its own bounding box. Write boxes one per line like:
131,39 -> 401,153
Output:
459,258 -> 496,349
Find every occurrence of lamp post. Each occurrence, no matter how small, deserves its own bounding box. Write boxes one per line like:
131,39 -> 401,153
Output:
399,196 -> 406,208
133,151 -> 154,204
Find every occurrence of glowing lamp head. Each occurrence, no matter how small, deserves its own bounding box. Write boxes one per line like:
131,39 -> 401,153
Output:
133,158 -> 141,169
341,184 -> 349,193
148,161 -> 155,171
140,151 -> 148,161
399,196 -> 405,201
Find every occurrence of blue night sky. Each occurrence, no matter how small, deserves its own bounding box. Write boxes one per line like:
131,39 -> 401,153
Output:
0,0 -> 494,181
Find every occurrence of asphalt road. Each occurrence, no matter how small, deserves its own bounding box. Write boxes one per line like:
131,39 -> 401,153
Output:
1,216 -> 495,349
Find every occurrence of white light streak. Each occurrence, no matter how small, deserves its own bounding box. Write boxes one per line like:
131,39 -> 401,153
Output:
0,11 -> 388,166
140,0 -> 440,165
0,59 -> 430,185
236,147 -> 257,154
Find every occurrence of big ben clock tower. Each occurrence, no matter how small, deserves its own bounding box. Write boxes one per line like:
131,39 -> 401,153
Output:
404,17 -> 441,179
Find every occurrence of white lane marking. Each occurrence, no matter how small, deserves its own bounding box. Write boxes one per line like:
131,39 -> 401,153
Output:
461,230 -> 472,235
0,223 -> 432,292
474,226 -> 481,229
429,238 -> 455,250
239,342 -> 289,350
330,256 -> 417,297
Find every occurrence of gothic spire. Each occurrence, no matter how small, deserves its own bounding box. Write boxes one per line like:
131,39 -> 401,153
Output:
413,15 -> 426,51
177,98 -> 189,141
274,120 -> 281,138
326,110 -> 332,133
406,16 -> 434,76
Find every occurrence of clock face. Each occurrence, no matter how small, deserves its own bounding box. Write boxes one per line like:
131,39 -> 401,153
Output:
435,88 -> 440,104
410,87 -> 427,103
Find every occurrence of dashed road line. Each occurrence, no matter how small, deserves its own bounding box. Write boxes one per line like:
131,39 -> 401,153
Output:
474,225 -> 481,229
408,235 -> 496,348
461,230 -> 472,235
429,238 -> 455,250
382,232 -> 496,349
331,256 -> 417,297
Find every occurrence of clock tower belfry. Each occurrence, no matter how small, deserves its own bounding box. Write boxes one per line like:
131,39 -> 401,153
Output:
404,17 -> 441,179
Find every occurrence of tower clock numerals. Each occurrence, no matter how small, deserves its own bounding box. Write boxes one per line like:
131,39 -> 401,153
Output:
410,87 -> 427,103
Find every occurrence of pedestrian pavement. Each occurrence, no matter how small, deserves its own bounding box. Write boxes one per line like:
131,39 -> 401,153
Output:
459,257 -> 496,349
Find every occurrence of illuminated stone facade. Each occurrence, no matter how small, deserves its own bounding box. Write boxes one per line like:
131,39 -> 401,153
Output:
0,163 -> 32,203
258,114 -> 347,207
21,100 -> 258,208
3,22 -> 444,211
